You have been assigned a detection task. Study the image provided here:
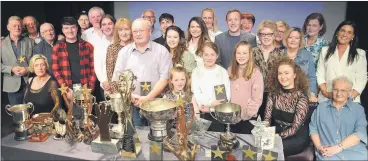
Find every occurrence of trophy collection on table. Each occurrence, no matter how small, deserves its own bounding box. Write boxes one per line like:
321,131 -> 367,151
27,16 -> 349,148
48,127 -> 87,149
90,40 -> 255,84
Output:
4,70 -> 277,161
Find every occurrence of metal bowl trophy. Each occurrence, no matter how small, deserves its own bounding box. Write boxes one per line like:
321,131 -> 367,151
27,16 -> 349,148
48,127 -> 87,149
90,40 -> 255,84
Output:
5,102 -> 34,141
210,103 -> 242,150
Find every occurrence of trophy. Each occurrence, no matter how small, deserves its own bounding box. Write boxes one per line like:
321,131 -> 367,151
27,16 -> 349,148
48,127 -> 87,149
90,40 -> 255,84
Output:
5,102 -> 34,141
209,103 -> 242,151
117,69 -> 142,158
109,93 -> 124,139
91,101 -> 120,154
28,113 -> 53,142
140,98 -> 177,142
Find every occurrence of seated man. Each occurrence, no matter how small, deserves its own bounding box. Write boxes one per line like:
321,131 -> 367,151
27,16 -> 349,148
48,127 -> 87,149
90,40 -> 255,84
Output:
310,76 -> 367,160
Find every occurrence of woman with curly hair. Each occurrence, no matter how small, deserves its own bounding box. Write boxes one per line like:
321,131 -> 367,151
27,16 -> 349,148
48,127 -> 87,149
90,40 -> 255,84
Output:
264,56 -> 310,157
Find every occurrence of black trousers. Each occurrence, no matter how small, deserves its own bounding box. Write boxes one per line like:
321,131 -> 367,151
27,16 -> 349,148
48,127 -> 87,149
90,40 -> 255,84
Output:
258,92 -> 269,120
278,124 -> 310,157
201,113 -> 225,132
230,117 -> 257,134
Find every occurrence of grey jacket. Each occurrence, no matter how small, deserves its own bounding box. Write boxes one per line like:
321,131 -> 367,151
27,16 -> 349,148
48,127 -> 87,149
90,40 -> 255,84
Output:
1,36 -> 34,92
215,30 -> 257,69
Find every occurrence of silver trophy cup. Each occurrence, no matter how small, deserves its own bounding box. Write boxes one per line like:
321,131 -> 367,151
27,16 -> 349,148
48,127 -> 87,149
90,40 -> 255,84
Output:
5,102 -> 34,140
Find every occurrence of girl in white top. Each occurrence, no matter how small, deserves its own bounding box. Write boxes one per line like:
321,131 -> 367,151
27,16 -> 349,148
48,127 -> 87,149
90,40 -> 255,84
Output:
94,15 -> 115,86
201,8 -> 223,42
191,41 -> 231,132
187,17 -> 211,67
316,20 -> 367,103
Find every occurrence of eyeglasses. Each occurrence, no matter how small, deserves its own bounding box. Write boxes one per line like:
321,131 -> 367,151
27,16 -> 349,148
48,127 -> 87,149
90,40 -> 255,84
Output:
132,29 -> 149,34
259,33 -> 274,37
143,16 -> 155,19
332,89 -> 350,95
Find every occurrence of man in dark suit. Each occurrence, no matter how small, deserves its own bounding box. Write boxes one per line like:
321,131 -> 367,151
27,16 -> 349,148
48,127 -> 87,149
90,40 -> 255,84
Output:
215,9 -> 257,69
1,15 -> 34,105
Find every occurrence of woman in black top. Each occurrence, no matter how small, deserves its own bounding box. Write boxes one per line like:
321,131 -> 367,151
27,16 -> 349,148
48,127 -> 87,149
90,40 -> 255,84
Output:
264,57 -> 310,157
24,54 -> 63,116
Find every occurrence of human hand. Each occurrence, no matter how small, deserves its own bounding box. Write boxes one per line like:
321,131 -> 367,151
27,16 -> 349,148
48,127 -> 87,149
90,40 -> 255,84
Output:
57,34 -> 65,41
135,95 -> 150,107
66,88 -> 73,100
18,67 -> 28,76
210,99 -> 224,108
309,95 -> 318,102
101,81 -> 111,91
199,105 -> 210,113
321,90 -> 332,99
11,66 -> 22,76
322,145 -> 343,157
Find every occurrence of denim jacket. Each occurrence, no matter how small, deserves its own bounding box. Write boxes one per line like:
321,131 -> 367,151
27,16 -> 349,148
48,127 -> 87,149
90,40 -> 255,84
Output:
285,49 -> 317,96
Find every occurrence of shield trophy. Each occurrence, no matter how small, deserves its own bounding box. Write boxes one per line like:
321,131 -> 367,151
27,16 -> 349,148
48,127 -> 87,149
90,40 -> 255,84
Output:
209,103 -> 242,151
140,98 -> 177,142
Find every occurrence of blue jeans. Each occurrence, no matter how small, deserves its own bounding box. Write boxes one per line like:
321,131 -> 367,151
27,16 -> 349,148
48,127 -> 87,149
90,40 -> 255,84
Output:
132,104 -> 150,126
7,83 -> 26,106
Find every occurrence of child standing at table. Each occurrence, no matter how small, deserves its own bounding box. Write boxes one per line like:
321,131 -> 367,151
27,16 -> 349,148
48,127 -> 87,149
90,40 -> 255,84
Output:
191,41 -> 231,132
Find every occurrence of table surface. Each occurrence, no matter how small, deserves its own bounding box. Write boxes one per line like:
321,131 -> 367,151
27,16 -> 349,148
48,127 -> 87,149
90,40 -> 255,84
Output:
1,126 -> 284,160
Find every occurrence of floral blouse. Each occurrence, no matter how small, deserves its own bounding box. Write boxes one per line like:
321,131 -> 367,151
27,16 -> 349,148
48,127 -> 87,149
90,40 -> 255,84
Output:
304,36 -> 329,64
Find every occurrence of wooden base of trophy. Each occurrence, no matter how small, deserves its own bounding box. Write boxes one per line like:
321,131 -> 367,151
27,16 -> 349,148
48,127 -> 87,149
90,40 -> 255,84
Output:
28,133 -> 48,142
91,136 -> 119,154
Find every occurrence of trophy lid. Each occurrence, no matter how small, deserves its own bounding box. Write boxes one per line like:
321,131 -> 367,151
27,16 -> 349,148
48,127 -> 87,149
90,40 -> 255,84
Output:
213,103 -> 241,113
140,98 -> 177,112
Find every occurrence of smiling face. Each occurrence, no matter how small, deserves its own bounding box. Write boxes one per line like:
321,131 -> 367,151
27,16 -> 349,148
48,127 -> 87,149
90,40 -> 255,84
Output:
259,27 -> 275,46
332,80 -> 350,104
276,25 -> 287,42
62,24 -> 78,40
226,11 -> 241,33
132,19 -> 151,46
235,45 -> 250,66
23,16 -> 37,34
287,31 -> 301,49
202,46 -> 218,68
278,64 -> 296,89
40,23 -> 55,42
34,58 -> 47,77
202,10 -> 214,30
101,18 -> 114,37
306,19 -> 322,38
189,20 -> 202,39
89,10 -> 102,28
170,71 -> 187,92
118,23 -> 132,42
337,25 -> 354,45
166,29 -> 180,49
7,19 -> 23,37
160,19 -> 174,34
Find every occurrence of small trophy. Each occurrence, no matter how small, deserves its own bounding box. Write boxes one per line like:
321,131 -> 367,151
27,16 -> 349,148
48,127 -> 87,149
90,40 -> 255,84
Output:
5,103 -> 34,141
250,116 -> 274,160
91,101 -> 120,154
209,103 -> 242,151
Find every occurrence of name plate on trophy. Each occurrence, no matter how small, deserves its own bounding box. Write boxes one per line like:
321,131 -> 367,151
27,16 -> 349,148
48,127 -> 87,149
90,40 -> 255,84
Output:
211,145 -> 228,161
150,141 -> 163,161
241,145 -> 278,161
214,84 -> 228,103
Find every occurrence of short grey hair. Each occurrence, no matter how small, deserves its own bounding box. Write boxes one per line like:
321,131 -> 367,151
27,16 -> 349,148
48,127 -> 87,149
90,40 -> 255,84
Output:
40,22 -> 54,30
141,9 -> 155,18
332,75 -> 353,90
133,18 -> 152,28
7,16 -> 22,26
88,6 -> 105,18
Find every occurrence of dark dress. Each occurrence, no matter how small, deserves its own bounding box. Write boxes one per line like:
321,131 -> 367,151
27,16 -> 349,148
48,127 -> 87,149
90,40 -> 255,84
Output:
264,88 -> 310,157
24,77 -> 62,115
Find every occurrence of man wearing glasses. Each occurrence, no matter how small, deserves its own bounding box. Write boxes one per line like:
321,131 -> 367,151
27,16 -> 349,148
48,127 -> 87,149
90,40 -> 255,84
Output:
142,9 -> 161,40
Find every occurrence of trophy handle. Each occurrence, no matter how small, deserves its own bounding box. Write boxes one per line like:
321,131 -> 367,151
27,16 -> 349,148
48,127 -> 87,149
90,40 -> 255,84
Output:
91,96 -> 96,104
5,105 -> 12,116
27,102 -> 34,115
209,107 -> 218,120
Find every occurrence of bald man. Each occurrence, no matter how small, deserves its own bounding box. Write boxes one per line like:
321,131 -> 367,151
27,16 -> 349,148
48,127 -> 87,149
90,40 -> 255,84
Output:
112,18 -> 173,126
142,9 -> 161,40
23,16 -> 41,44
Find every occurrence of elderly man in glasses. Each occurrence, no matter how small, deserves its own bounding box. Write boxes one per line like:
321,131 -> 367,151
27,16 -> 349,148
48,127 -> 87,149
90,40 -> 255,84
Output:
309,76 -> 367,160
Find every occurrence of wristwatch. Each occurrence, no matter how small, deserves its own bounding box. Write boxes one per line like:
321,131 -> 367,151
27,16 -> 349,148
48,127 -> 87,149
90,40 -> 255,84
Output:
338,143 -> 345,150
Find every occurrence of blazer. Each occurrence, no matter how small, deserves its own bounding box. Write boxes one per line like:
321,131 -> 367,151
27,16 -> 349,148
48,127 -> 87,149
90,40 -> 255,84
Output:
1,36 -> 34,92
316,46 -> 367,103
215,30 -> 257,69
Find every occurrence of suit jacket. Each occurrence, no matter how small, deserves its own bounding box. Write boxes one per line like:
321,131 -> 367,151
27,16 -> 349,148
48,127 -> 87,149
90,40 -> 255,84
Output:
1,36 -> 34,92
317,46 -> 367,103
215,30 -> 257,69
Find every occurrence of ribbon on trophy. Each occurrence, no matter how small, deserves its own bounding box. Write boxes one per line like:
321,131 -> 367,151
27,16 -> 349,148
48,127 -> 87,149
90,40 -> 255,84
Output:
214,84 -> 228,103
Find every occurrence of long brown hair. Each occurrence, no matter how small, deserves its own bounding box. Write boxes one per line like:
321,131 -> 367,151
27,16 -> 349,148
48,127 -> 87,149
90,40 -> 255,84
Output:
187,17 -> 211,56
165,26 -> 187,66
167,65 -> 192,102
267,56 -> 310,95
229,41 -> 255,81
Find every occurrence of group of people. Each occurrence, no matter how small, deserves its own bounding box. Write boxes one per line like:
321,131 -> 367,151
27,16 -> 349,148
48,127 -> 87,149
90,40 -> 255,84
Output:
1,5 -> 367,160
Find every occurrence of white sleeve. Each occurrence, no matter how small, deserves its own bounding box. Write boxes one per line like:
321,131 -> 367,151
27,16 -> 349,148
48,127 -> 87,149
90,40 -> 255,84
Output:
191,69 -> 208,107
223,69 -> 231,102
316,47 -> 328,86
353,50 -> 367,94
94,47 -> 103,82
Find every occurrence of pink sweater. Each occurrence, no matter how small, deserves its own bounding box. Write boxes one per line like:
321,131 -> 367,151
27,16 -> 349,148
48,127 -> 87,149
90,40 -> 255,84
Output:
228,68 -> 264,120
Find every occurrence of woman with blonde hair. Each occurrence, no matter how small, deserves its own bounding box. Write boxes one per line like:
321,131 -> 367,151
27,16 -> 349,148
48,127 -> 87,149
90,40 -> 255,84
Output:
275,20 -> 289,49
102,18 -> 133,94
228,41 -> 264,134
201,8 -> 222,42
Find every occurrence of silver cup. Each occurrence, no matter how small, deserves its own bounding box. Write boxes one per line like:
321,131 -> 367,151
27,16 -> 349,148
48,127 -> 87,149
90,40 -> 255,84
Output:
209,103 -> 242,150
5,102 -> 34,140
109,93 -> 125,139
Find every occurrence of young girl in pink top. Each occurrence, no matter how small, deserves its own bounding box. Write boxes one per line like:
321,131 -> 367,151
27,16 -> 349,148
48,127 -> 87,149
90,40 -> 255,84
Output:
228,40 -> 264,134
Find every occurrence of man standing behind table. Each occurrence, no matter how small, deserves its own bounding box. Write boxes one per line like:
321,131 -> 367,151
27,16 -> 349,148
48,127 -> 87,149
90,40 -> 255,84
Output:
112,18 -> 173,126
142,9 -> 161,40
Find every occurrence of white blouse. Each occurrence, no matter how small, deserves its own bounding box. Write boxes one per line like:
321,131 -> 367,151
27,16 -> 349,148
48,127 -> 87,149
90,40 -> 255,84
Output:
316,46 -> 367,103
208,30 -> 223,42
187,40 -> 204,67
191,65 -> 231,107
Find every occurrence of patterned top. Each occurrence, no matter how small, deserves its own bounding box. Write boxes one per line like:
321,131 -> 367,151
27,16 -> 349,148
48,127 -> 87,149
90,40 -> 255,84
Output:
176,50 -> 197,73
106,44 -> 124,83
252,47 -> 283,91
164,91 -> 193,121
264,89 -> 309,138
304,36 -> 329,64
51,39 -> 96,90
310,99 -> 367,160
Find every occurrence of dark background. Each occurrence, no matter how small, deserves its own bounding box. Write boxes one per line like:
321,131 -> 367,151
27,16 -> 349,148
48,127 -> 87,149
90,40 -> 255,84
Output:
1,1 -> 368,137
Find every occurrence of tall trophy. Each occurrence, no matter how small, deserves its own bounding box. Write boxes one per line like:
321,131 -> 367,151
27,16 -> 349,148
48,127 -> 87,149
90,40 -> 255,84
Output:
5,103 -> 34,141
117,69 -> 142,158
140,98 -> 177,142
91,101 -> 119,153
209,103 -> 242,151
